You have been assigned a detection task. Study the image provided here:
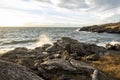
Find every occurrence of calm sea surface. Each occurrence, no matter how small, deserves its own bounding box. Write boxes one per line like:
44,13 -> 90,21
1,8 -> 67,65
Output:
0,27 -> 120,52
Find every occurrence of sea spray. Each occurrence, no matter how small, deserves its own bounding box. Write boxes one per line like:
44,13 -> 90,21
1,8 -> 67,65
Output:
36,34 -> 53,47
110,41 -> 120,45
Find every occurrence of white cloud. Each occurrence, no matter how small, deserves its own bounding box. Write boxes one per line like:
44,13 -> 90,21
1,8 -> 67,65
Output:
0,0 -> 120,26
0,0 -> 43,10
34,0 -> 120,21
0,8 -> 29,26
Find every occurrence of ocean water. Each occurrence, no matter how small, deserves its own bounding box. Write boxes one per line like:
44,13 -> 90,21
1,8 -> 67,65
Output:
0,27 -> 120,52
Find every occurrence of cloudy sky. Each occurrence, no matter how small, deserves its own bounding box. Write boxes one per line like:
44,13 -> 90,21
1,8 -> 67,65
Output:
0,0 -> 120,26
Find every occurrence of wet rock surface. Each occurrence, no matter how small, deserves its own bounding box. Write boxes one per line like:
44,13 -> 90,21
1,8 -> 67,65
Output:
0,37 -> 119,80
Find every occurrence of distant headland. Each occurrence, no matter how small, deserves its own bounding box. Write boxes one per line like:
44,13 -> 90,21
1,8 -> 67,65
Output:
80,22 -> 120,33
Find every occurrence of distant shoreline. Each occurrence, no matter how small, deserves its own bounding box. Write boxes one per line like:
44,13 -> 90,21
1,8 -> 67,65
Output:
79,22 -> 120,33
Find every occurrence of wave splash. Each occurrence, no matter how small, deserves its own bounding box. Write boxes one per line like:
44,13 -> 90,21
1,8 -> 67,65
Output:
109,41 -> 120,45
36,34 -> 53,47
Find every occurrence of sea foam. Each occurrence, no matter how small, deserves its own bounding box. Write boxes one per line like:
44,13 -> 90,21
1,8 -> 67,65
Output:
36,34 -> 53,47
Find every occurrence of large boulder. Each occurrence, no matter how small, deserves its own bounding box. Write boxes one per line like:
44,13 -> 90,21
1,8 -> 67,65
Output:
46,37 -> 107,56
35,59 -> 116,80
46,42 -> 64,53
37,59 -> 92,80
0,60 -> 44,80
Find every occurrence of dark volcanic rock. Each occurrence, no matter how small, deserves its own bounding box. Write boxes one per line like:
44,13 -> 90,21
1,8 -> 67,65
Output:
46,37 -> 107,56
41,44 -> 51,50
37,59 -> 92,80
0,60 -> 43,80
46,42 -> 64,53
0,47 -> 47,69
34,47 -> 44,53
115,44 -> 120,50
36,59 -> 116,80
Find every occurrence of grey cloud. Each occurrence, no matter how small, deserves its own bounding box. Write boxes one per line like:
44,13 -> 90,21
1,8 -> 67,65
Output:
35,0 -> 89,9
35,0 -> 120,11
33,0 -> 120,22
51,0 -> 120,21
86,0 -> 120,11
51,0 -> 120,11
35,0 -> 51,3
54,0 -> 89,9
85,0 -> 120,20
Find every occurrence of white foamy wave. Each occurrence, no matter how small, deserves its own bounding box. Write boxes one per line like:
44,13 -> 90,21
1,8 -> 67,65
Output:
109,41 -> 120,45
36,34 -> 53,47
75,28 -> 80,31
97,41 -> 120,47
97,42 -> 106,47
0,48 -> 14,55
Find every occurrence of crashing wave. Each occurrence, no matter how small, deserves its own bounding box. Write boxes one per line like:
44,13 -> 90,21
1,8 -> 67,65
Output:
109,41 -> 120,45
36,34 -> 53,47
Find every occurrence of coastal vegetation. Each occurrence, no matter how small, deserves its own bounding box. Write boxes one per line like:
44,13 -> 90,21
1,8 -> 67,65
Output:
92,53 -> 120,79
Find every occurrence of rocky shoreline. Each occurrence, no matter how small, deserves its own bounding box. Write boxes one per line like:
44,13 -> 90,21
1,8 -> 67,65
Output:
0,37 -> 120,80
79,22 -> 120,33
